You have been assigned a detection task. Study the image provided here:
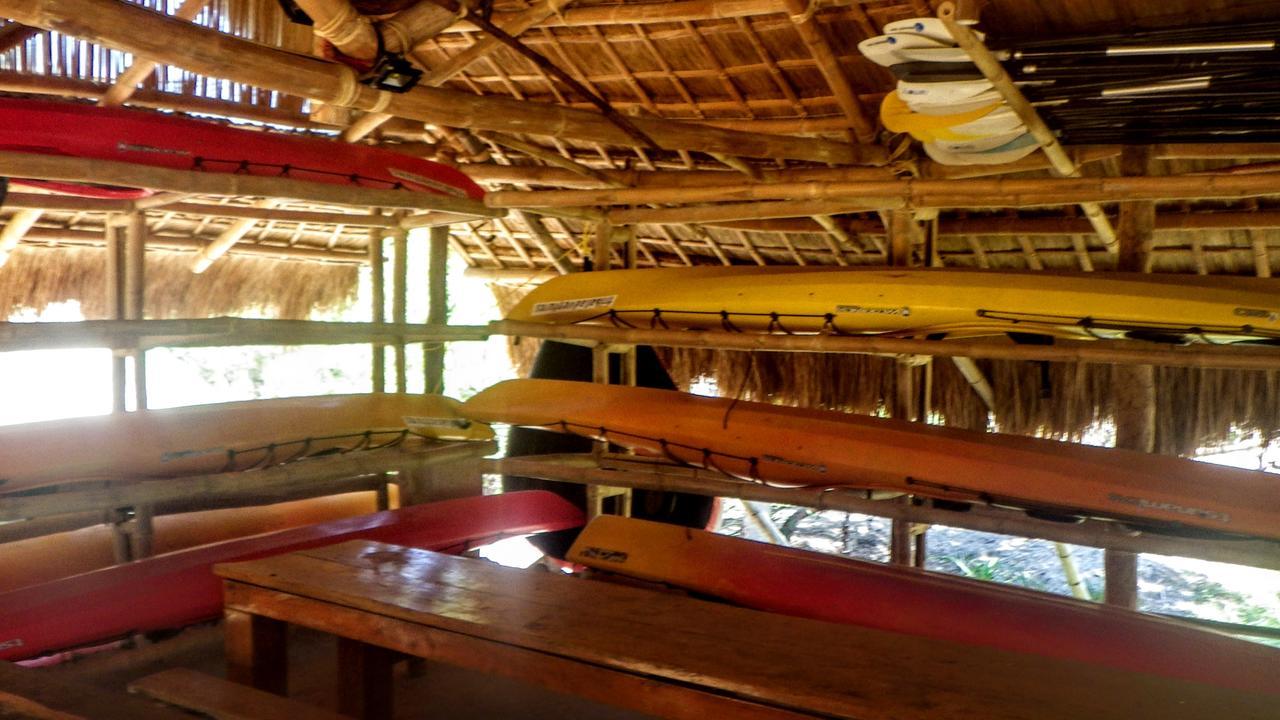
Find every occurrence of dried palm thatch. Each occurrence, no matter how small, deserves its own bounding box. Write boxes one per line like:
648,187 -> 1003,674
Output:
487,280 -> 541,374
0,245 -> 358,320
661,348 -> 1280,456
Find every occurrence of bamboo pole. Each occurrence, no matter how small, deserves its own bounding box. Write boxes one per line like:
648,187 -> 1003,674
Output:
0,0 -> 873,162
392,226 -> 408,393
190,199 -> 281,273
462,162 -> 898,189
608,199 -> 881,225
98,0 -> 210,107
424,225 -> 448,395
124,211 -> 148,410
1,193 -> 400,227
516,210 -> 573,274
937,3 -> 1116,251
0,208 -> 42,268
490,319 -> 1280,371
343,0 -> 578,143
0,151 -> 498,215
20,227 -> 368,264
2,441 -> 495,522
104,222 -> 127,414
490,454 -> 1280,572
369,214 -> 387,393
0,318 -> 490,352
783,0 -> 874,142
492,172 -> 1280,210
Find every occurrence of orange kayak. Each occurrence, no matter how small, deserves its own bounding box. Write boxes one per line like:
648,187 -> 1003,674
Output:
0,394 -> 489,494
568,516 -> 1280,696
461,379 -> 1280,541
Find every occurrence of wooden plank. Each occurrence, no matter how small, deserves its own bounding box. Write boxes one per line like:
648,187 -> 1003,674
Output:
218,541 -> 1277,720
129,668 -> 352,720
224,583 -> 834,720
0,662 -> 189,720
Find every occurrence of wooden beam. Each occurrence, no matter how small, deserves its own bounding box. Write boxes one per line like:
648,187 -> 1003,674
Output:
1117,147 -> 1156,274
0,20 -> 38,51
0,151 -> 497,215
443,0 -> 866,32
190,199 -> 281,273
608,200 -> 878,225
0,0 -> 881,164
491,319 -> 1280,371
20,226 -> 368,264
490,454 -> 1280,571
392,226 -> 409,393
0,318 -> 490,352
3,192 -> 401,227
783,0 -> 874,142
491,172 -> 1280,210
98,0 -> 210,106
938,3 -> 1117,251
369,217 -> 387,393
123,211 -> 148,409
0,208 -> 42,267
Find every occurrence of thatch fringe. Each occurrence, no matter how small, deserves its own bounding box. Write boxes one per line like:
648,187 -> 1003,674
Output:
0,245 -> 358,320
661,348 -> 1280,456
488,281 -> 542,374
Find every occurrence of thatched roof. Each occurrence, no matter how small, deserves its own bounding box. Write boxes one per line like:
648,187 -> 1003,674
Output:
3,0 -> 1280,448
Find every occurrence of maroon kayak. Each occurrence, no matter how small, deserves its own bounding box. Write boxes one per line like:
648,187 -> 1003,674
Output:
0,97 -> 484,200
568,516 -> 1280,697
0,491 -> 581,661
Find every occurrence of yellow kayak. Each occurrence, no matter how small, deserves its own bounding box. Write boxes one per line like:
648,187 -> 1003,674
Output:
507,266 -> 1280,343
0,393 -> 490,494
461,379 -> 1280,542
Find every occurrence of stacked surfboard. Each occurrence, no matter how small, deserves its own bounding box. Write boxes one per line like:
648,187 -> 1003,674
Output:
861,17 -> 1280,162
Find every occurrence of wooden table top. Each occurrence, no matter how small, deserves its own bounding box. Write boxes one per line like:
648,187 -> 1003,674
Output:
215,539 -> 1277,720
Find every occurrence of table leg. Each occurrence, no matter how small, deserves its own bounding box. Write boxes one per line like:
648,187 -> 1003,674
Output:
224,609 -> 288,695
337,637 -> 395,720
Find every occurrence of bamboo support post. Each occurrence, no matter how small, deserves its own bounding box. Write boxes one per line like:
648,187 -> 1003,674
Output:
369,218 -> 387,392
124,211 -> 148,410
392,226 -> 409,394
105,221 -> 127,413
936,3 -> 1116,251
424,225 -> 448,395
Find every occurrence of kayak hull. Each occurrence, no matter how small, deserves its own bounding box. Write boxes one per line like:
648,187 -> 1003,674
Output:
0,393 -> 490,495
567,516 -> 1280,697
506,266 -> 1280,343
0,98 -> 484,200
0,491 -> 583,661
461,379 -> 1280,541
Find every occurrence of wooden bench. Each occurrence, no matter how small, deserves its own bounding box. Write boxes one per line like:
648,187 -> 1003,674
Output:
214,540 -> 1277,720
0,661 -> 188,720
129,668 -> 352,720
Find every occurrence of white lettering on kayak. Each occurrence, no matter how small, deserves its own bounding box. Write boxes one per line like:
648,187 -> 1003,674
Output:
1107,493 -> 1230,524
531,295 -> 617,316
762,454 -> 827,474
836,304 -> 911,317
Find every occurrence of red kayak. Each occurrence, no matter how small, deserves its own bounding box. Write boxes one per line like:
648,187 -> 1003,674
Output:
568,516 -> 1280,697
0,491 -> 581,661
0,98 -> 484,200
